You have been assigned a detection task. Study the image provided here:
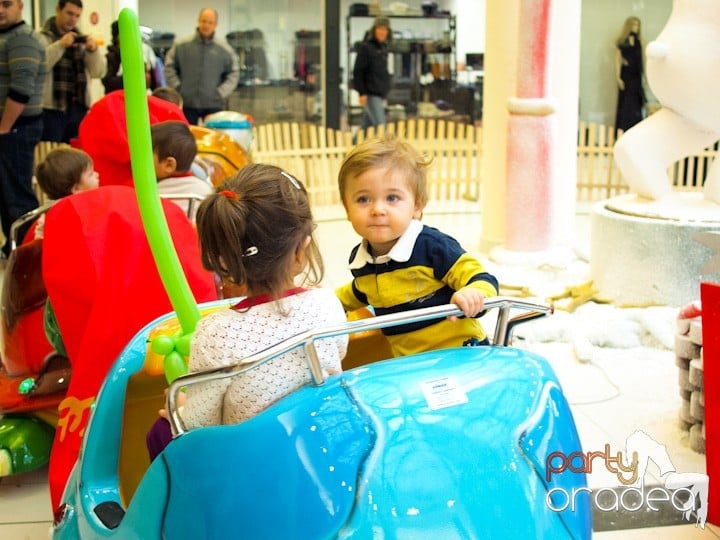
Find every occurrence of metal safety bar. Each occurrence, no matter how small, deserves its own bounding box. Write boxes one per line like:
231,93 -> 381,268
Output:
158,193 -> 207,220
9,203 -> 54,251
167,296 -> 553,436
8,194 -> 205,251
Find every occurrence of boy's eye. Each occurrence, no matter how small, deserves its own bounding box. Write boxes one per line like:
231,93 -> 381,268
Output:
387,194 -> 400,202
355,195 -> 370,204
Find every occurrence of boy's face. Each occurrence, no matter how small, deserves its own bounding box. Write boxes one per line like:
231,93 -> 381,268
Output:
343,166 -> 424,256
72,164 -> 99,193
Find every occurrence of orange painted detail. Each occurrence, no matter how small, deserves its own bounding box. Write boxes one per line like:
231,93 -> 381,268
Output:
56,396 -> 94,441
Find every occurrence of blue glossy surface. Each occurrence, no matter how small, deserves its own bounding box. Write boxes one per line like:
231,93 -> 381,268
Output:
54,308 -> 590,539
338,347 -> 590,539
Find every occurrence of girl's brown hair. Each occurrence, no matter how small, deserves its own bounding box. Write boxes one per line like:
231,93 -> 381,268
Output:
338,133 -> 430,208
196,163 -> 323,302
35,147 -> 93,200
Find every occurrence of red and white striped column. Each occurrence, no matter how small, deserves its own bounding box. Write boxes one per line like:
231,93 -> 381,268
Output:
505,0 -> 555,251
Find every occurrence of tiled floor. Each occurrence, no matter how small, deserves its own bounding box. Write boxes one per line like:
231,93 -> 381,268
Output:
1,201 -> 717,538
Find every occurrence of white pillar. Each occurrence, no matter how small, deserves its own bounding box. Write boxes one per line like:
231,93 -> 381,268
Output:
549,0 -> 581,250
505,0 -> 556,252
480,0 -> 519,251
481,0 -> 580,260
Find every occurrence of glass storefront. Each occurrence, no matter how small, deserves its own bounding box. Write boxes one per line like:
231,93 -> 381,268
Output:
135,0 -> 326,126
225,0 -> 324,125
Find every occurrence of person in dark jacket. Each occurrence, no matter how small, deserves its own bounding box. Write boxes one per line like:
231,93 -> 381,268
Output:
102,20 -> 158,94
353,16 -> 392,129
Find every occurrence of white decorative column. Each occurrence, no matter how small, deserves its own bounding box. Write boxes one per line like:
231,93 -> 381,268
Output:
480,1 -> 518,251
482,0 -> 580,262
505,0 -> 555,252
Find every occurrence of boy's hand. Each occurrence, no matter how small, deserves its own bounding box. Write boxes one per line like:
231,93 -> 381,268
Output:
449,287 -> 486,319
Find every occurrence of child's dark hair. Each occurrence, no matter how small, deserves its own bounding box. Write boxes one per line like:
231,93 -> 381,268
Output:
338,133 -> 431,208
151,121 -> 197,173
196,164 -> 323,301
35,148 -> 93,200
152,86 -> 183,107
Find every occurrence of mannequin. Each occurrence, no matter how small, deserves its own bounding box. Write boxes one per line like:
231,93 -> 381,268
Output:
614,16 -> 646,133
613,0 -> 720,203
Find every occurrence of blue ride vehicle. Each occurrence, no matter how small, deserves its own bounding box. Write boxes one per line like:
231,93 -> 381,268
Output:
51,11 -> 591,537
52,298 -> 591,539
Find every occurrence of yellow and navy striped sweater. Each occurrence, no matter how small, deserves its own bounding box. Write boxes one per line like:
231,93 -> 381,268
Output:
336,223 -> 499,357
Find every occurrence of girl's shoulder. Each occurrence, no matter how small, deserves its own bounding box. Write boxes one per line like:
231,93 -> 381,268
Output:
290,288 -> 346,318
198,288 -> 340,321
296,287 -> 336,300
195,306 -> 241,328
286,288 -> 337,306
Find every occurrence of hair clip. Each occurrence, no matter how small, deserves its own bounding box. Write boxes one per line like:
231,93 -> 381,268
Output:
219,189 -> 239,201
280,171 -> 301,190
242,246 -> 259,257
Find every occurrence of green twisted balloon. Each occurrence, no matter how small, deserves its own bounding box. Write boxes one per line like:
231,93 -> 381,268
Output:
118,9 -> 199,382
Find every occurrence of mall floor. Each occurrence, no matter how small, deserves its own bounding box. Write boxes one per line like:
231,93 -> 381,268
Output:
0,201 -> 717,539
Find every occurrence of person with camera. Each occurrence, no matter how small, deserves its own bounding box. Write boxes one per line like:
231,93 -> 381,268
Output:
39,0 -> 105,143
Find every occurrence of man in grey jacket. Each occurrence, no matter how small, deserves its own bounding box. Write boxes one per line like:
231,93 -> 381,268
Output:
164,7 -> 240,125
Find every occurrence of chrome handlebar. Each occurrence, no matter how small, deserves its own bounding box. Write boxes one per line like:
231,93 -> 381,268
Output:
167,296 -> 553,436
9,203 -> 53,250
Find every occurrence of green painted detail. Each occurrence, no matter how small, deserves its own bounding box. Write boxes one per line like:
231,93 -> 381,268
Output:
17,378 -> 35,395
0,416 -> 55,475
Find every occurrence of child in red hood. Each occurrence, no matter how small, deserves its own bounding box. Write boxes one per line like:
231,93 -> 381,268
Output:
43,95 -> 216,509
73,90 -> 188,187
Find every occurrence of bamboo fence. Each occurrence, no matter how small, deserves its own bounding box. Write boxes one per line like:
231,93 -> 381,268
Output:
33,121 -> 713,207
253,119 -> 482,205
576,121 -> 717,201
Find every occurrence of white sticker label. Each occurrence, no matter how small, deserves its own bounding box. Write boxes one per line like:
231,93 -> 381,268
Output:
420,376 -> 468,410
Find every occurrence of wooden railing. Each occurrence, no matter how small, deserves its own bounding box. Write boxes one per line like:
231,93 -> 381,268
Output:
253,122 -> 354,206
576,121 -> 628,201
357,120 -> 483,203
31,121 -> 712,208
252,119 -> 483,206
576,121 -> 716,201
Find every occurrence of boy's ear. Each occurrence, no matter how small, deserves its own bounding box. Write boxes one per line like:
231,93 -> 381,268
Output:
159,156 -> 177,177
413,200 -> 426,219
